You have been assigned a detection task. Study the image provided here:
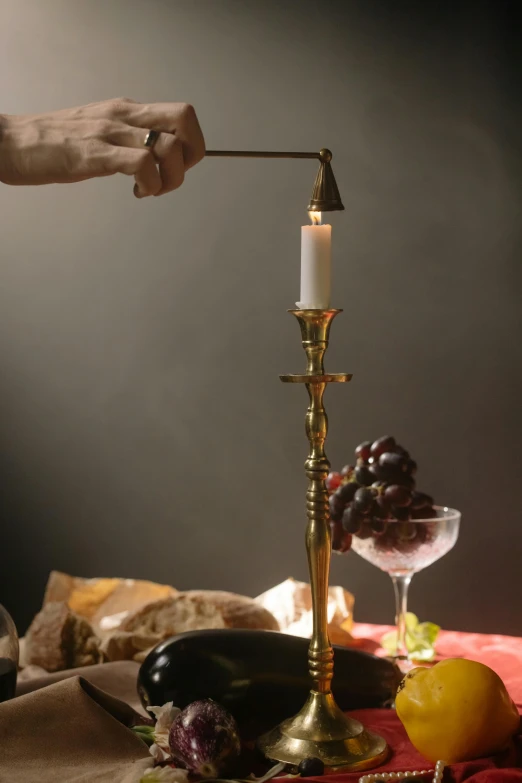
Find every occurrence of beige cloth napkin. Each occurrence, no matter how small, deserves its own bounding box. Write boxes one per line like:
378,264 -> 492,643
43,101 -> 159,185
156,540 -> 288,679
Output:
0,664 -> 151,783
16,660 -> 145,713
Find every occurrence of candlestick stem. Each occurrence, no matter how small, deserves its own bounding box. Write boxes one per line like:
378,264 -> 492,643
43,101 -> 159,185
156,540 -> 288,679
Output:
258,309 -> 388,772
306,374 -> 337,699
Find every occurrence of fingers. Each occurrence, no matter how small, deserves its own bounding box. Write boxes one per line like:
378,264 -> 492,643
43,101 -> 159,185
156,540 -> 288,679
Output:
105,147 -> 151,178
154,134 -> 185,195
133,150 -> 162,198
120,101 -> 206,170
81,98 -> 205,197
106,124 -> 185,196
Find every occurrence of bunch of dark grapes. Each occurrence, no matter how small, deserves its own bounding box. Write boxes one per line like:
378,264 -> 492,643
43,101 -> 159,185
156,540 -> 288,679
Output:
327,436 -> 436,554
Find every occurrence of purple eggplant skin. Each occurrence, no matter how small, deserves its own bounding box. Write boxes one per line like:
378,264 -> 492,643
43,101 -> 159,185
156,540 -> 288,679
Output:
168,698 -> 241,778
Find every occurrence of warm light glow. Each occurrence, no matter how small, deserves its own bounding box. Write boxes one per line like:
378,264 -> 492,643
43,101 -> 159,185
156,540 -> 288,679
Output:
308,211 -> 322,226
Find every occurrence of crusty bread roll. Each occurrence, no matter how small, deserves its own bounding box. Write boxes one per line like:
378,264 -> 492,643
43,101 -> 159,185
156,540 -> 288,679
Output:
121,590 -> 279,635
181,590 -> 280,632
99,590 -> 280,662
24,602 -> 103,672
121,593 -> 227,636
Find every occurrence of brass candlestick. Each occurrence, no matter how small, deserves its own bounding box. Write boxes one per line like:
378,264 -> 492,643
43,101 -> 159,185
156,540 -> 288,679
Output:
257,309 -> 389,772
207,147 -> 386,770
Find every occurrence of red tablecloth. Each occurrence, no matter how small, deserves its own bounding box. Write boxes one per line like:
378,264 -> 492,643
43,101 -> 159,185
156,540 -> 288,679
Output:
353,623 -> 522,706
320,624 -> 522,782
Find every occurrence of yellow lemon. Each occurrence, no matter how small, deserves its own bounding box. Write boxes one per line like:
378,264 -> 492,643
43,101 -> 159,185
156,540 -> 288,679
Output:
396,658 -> 520,763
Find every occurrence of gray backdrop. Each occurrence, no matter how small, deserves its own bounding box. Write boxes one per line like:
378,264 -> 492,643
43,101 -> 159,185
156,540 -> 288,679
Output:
1,0 -> 521,634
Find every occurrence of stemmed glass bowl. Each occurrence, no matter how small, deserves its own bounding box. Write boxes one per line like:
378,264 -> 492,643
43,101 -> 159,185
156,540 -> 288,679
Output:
337,507 -> 460,666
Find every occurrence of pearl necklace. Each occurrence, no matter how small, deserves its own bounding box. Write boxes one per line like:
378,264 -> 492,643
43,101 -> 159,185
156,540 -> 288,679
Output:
358,759 -> 445,783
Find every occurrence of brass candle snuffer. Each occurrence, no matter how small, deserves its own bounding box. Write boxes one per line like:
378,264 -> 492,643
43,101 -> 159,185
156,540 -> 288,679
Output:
205,147 -> 344,213
205,149 -> 389,772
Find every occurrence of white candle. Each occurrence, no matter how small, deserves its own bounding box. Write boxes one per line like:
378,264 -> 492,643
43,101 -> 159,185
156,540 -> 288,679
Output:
297,213 -> 331,310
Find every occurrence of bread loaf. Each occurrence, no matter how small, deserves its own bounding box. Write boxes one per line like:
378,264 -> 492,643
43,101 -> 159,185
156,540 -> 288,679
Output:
98,590 -> 281,662
24,602 -> 103,672
42,570 -> 177,632
181,590 -> 280,632
121,593 -> 227,637
122,590 -> 279,635
24,579 -> 280,670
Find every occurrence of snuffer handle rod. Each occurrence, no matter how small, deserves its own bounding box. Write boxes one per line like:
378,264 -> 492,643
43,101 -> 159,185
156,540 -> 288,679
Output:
205,150 -> 322,160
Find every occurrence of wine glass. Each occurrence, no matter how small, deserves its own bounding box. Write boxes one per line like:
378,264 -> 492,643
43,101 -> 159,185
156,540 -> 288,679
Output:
0,604 -> 18,702
349,507 -> 460,667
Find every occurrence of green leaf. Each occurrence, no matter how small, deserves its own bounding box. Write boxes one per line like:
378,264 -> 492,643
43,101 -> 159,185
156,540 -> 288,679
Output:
405,612 -> 419,633
132,725 -> 155,746
381,613 -> 440,661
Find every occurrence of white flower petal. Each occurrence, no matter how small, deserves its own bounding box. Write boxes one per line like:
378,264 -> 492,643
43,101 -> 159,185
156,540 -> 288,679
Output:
147,702 -> 175,721
149,742 -> 171,763
147,701 -> 181,752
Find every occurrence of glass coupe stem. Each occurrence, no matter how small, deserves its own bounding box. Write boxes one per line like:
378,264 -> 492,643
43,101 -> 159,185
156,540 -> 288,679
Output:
391,574 -> 412,659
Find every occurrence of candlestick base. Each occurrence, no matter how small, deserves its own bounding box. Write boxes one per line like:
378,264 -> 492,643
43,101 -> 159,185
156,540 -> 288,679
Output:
257,691 -> 389,772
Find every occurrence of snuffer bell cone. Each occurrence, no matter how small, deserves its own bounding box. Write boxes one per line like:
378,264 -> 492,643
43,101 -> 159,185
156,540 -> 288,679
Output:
307,148 -> 344,212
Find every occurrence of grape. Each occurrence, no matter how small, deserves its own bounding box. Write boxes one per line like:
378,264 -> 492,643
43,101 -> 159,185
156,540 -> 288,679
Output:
355,441 -> 372,462
391,506 -> 412,521
298,758 -> 325,778
354,465 -> 376,486
370,436 -> 396,459
326,471 -> 342,492
353,487 -> 375,513
384,484 -> 412,507
396,521 -> 417,541
339,530 -> 353,552
375,452 -> 409,484
370,517 -> 387,534
411,491 -> 434,510
373,528 -> 395,550
379,472 -> 415,490
375,494 -> 391,516
331,437 -> 437,539
330,520 -> 344,550
406,458 -> 417,476
411,505 -> 436,520
342,505 -> 363,534
328,494 -> 343,522
356,521 -> 374,539
415,525 -> 429,544
337,481 -> 358,504
378,451 -> 408,473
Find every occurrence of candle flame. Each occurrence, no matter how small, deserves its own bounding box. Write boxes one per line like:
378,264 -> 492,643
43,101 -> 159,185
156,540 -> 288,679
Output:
308,210 -> 322,226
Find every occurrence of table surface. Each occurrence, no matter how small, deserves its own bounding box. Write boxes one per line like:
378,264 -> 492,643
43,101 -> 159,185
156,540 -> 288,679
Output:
352,622 -> 522,706
320,623 -> 522,782
12,623 -> 522,782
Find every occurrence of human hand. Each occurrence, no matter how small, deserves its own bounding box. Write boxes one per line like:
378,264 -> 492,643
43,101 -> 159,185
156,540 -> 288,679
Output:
0,98 -> 205,197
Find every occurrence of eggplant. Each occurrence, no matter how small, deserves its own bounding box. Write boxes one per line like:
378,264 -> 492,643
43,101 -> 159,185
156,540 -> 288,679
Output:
138,629 -> 401,737
168,698 -> 241,778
